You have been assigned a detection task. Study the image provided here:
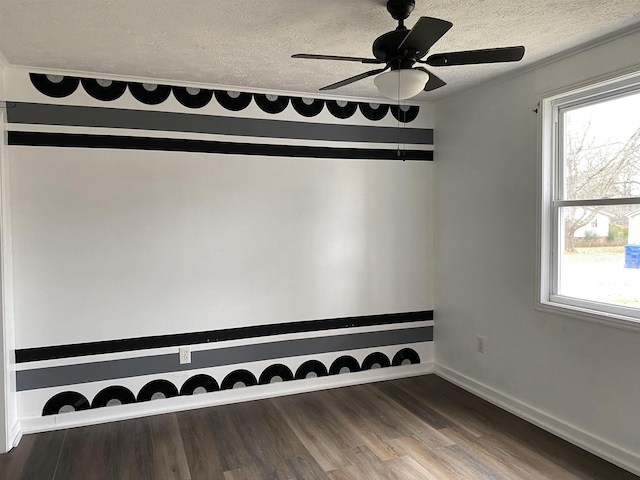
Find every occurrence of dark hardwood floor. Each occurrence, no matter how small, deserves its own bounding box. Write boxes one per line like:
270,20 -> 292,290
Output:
1,375 -> 637,479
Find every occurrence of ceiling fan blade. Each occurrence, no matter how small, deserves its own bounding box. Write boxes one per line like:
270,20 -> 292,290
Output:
397,17 -> 453,56
319,68 -> 388,91
415,67 -> 447,92
426,46 -> 525,66
292,54 -> 383,64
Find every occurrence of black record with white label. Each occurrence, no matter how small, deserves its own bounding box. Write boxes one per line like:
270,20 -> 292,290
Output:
91,385 -> 136,408
392,348 -> 420,366
137,379 -> 178,402
81,78 -> 127,101
254,94 -> 290,114
358,102 -> 390,121
326,100 -> 357,119
361,352 -> 391,370
30,74 -> 80,98
390,105 -> 420,123
291,97 -> 325,117
128,83 -> 172,105
43,391 -> 90,416
180,374 -> 219,395
221,369 -> 257,390
329,355 -> 360,375
172,86 -> 214,109
214,90 -> 253,111
294,360 -> 328,380
259,364 -> 294,385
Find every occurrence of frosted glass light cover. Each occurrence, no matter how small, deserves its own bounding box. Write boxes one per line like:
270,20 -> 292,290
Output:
374,69 -> 429,100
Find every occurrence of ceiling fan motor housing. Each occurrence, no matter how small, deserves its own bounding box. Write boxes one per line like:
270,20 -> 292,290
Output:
387,0 -> 415,21
373,30 -> 417,68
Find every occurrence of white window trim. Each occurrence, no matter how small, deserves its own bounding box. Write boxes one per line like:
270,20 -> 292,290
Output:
537,70 -> 640,332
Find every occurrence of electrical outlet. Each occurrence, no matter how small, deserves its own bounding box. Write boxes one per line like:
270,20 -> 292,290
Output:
179,346 -> 191,364
477,336 -> 486,354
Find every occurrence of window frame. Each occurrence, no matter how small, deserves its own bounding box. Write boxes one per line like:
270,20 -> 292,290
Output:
538,70 -> 640,331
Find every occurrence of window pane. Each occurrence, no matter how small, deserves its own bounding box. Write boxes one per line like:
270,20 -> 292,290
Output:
558,205 -> 640,308
562,92 -> 640,201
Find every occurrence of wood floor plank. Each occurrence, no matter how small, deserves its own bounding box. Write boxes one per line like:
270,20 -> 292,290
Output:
285,455 -> 331,480
331,383 -> 454,449
383,454 -> 443,480
149,414 -> 192,480
373,380 -> 456,430
53,422 -> 128,480
114,416 -> 157,480
178,407 -> 227,479
223,465 -> 267,480
0,430 -> 64,480
440,426 -> 582,480
497,425 -> 640,480
344,444 -> 395,479
272,394 -> 354,471
220,400 -> 307,480
2,375 -> 637,480
325,465 -> 362,480
390,436 -> 474,479
392,377 -> 496,437
310,389 -> 400,461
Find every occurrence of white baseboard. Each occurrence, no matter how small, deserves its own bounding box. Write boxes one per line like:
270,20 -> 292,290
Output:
434,363 -> 640,477
10,420 -> 21,448
18,362 -> 433,438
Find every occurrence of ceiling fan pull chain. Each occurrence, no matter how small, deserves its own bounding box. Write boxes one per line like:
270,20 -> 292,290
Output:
402,100 -> 407,161
397,75 -> 402,158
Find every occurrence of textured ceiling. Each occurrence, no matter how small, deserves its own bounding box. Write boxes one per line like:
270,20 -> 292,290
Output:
1,0 -> 640,101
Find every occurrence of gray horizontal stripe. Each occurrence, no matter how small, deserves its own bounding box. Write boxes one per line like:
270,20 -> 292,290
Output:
8,102 -> 433,146
16,326 -> 432,391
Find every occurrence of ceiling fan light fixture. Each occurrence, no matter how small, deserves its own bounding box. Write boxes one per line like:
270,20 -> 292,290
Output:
374,69 -> 429,100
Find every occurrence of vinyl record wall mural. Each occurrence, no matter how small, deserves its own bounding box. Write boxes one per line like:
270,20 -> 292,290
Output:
7,69 -> 435,424
18,311 -> 431,419
172,86 -> 214,109
30,73 -> 79,98
359,102 -> 390,121
25,73 -> 423,123
214,90 -> 253,111
43,391 -> 90,416
291,97 -> 325,117
128,82 -> 172,105
91,386 -> 136,408
35,346 -> 423,417
254,94 -> 289,114
81,78 -> 127,101
180,374 -> 219,395
259,364 -> 294,384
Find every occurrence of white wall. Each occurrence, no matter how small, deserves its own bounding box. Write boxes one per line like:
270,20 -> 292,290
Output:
0,63 -> 8,453
10,147 -> 433,347
1,61 -> 18,452
4,69 -> 435,348
434,29 -> 640,473
3,69 -> 435,428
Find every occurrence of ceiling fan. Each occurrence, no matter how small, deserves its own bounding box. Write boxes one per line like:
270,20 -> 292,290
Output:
292,0 -> 525,100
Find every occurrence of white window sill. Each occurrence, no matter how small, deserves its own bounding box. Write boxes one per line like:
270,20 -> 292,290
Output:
536,297 -> 640,332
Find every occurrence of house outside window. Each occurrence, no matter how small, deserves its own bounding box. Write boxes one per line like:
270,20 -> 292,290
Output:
539,71 -> 640,328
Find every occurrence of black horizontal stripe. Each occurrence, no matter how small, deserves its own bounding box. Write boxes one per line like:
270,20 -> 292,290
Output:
16,310 -> 433,363
8,131 -> 433,161
7,101 -> 433,145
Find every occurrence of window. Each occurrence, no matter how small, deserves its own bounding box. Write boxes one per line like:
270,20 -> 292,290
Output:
539,71 -> 640,328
